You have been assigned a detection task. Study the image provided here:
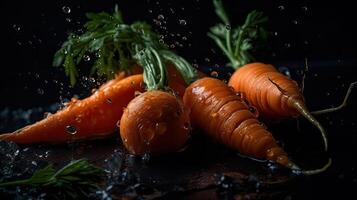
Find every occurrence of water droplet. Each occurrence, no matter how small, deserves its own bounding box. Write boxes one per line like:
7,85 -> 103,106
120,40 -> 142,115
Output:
155,122 -> 167,135
179,19 -> 187,26
182,36 -> 187,41
210,71 -> 219,77
193,63 -> 199,68
278,5 -> 285,11
84,55 -> 91,61
159,39 -> 164,44
249,106 -> 256,113
284,43 -> 291,48
31,161 -> 37,166
204,58 -> 210,62
13,24 -> 21,31
14,150 -> 20,156
225,24 -> 231,30
170,8 -> 175,14
326,92 -> 330,96
43,112 -> 52,118
183,122 -> 190,130
153,19 -> 162,26
65,125 -> 77,135
134,91 -> 142,97
65,17 -> 72,22
301,6 -> 308,12
141,153 -> 151,163
170,44 -> 175,49
292,20 -> 298,25
157,14 -> 165,20
274,32 -> 278,36
148,9 -> 153,13
62,6 -> 71,14
37,88 -> 44,95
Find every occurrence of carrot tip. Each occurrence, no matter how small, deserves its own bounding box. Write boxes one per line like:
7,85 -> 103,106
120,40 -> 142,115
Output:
292,100 -> 328,152
292,158 -> 332,176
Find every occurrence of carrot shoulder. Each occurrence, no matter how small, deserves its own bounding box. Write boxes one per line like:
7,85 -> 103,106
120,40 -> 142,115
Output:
0,75 -> 144,144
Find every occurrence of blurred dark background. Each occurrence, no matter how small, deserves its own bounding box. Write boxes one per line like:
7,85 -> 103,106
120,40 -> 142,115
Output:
1,0 -> 357,199
1,0 -> 356,108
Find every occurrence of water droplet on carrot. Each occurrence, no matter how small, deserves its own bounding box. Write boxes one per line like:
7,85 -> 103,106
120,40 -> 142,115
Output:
43,112 -> 52,118
65,125 -> 77,135
183,122 -> 190,130
116,120 -> 121,128
155,122 -> 167,135
211,113 -> 218,118
134,91 -> 142,97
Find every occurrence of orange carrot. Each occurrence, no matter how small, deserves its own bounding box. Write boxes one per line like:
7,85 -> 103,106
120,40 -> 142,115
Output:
0,75 -> 144,144
183,77 -> 331,175
120,90 -> 190,155
228,63 -> 328,151
208,1 -> 328,151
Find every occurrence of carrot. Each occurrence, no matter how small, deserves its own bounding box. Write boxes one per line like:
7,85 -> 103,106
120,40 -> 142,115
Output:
120,90 -> 190,155
0,6 -> 199,144
209,0 -> 328,151
0,75 -> 144,144
183,77 -> 331,175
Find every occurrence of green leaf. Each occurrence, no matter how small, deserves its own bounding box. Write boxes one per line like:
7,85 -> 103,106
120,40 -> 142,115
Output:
0,159 -> 104,199
53,5 -> 198,89
213,0 -> 230,25
209,0 -> 268,69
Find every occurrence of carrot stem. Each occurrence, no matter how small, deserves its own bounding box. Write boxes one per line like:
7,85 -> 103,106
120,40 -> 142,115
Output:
293,100 -> 328,152
311,82 -> 356,115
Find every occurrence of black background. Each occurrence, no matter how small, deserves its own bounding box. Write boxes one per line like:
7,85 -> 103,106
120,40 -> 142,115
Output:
1,1 -> 357,199
1,0 -> 357,108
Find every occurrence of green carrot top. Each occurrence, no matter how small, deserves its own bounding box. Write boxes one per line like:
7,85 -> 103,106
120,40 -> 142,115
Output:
53,5 -> 197,90
208,0 -> 268,69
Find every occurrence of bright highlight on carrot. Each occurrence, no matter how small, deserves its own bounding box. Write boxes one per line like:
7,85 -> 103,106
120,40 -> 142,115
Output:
183,77 -> 331,175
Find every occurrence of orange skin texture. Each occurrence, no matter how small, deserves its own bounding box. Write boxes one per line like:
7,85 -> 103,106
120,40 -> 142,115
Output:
120,90 -> 191,155
0,63 -> 202,144
228,62 -> 304,119
0,75 -> 145,144
183,77 -> 291,167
